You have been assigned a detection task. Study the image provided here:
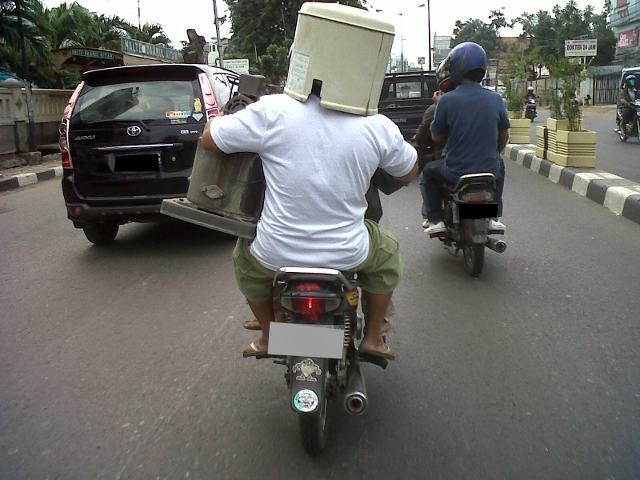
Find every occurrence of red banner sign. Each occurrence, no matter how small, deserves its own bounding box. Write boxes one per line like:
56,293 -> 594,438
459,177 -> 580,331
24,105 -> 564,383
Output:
617,28 -> 639,49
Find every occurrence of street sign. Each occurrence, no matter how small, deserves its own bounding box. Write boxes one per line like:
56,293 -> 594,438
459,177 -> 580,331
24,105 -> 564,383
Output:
564,39 -> 597,57
222,58 -> 250,75
417,57 -> 425,65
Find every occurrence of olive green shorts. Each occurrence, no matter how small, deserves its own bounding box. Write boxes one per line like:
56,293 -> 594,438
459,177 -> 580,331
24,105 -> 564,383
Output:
232,219 -> 402,302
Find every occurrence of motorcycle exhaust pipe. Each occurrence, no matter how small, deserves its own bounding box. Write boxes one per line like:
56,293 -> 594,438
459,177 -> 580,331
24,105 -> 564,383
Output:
485,237 -> 507,253
343,363 -> 368,415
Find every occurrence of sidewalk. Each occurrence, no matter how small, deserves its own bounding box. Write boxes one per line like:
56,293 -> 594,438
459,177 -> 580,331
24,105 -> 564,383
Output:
0,152 -> 63,192
504,143 -> 640,226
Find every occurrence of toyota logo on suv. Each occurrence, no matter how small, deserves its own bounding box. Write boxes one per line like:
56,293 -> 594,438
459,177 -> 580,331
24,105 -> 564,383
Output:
126,125 -> 142,137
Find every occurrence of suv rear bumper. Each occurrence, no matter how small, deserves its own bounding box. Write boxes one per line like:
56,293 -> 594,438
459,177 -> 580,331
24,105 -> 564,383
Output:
62,172 -> 172,226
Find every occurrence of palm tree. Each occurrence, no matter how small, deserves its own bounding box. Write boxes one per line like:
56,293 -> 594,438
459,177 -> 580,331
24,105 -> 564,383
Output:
0,0 -> 51,76
122,22 -> 172,47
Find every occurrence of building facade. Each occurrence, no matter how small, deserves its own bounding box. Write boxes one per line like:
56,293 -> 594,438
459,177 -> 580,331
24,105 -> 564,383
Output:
609,0 -> 640,65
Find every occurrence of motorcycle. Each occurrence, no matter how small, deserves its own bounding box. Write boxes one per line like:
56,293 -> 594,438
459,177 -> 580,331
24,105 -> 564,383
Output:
428,173 -> 506,277
615,99 -> 640,142
525,97 -> 537,121
252,266 -> 387,456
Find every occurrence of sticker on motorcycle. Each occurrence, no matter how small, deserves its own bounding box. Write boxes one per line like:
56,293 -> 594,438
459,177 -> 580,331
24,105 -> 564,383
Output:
292,358 -> 322,382
293,389 -> 319,413
345,289 -> 359,307
193,98 -> 202,113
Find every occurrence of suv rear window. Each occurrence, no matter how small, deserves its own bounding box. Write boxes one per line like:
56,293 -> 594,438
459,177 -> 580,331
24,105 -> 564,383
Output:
380,74 -> 437,102
72,79 -> 202,124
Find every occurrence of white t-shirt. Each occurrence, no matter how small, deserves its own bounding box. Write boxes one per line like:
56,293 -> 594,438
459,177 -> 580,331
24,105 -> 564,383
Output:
210,94 -> 416,271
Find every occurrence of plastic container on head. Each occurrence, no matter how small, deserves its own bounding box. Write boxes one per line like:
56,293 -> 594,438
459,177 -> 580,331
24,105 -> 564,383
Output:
284,3 -> 394,116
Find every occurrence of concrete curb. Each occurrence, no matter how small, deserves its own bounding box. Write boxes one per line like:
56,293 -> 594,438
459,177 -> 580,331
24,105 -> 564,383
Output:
0,166 -> 63,192
504,144 -> 640,226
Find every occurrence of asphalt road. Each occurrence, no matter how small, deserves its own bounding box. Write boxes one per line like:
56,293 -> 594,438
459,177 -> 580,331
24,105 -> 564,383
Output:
1,164 -> 639,479
529,107 -> 640,183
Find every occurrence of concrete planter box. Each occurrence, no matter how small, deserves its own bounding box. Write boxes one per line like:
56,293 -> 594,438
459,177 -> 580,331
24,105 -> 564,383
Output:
508,117 -> 531,144
545,117 -> 595,167
547,129 -> 597,167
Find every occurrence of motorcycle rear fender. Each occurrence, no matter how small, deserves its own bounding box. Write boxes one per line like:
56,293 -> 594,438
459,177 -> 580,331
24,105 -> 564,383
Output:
462,218 -> 488,244
289,356 -> 329,414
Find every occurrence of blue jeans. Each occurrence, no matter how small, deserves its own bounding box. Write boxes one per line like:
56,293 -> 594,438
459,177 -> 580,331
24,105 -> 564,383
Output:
423,160 -> 505,223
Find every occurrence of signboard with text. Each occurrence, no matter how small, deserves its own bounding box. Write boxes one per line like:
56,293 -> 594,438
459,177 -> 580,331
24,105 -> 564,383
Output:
564,39 -> 597,57
222,59 -> 250,75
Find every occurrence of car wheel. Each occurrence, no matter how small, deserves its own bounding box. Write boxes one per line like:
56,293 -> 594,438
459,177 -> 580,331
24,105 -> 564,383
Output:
82,222 -> 119,245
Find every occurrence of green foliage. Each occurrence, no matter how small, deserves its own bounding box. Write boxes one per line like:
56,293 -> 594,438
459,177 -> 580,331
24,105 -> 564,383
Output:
258,43 -> 288,85
515,0 -> 615,67
547,59 -> 584,130
451,9 -> 508,59
0,0 -> 176,89
502,77 -> 526,115
223,0 -> 366,64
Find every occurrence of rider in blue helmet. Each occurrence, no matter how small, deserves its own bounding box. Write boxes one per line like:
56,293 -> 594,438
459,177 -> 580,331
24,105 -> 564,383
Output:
619,74 -> 638,129
423,41 -> 510,234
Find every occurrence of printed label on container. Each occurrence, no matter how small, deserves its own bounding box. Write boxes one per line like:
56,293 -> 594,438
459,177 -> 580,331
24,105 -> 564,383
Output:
286,52 -> 310,93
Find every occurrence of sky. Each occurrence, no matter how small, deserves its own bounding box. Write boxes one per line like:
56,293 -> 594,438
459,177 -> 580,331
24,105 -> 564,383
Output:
41,0 -> 604,65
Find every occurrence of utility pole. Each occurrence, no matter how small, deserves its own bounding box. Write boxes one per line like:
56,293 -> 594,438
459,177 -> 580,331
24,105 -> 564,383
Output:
137,0 -> 141,30
427,0 -> 432,71
212,0 -> 224,68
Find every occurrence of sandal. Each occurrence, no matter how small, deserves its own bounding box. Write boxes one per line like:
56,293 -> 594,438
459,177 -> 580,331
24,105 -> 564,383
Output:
243,319 -> 261,330
242,340 -> 268,358
358,344 -> 396,361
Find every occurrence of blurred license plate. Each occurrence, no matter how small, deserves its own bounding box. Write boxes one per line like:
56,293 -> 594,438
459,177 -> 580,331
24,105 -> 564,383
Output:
268,323 -> 344,359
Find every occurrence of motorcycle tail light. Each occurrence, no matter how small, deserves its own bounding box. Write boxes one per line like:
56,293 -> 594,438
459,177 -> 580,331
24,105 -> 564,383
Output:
460,190 -> 495,203
280,282 -> 341,321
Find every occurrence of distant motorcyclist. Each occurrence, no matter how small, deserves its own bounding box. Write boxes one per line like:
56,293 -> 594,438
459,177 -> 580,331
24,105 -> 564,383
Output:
525,86 -> 537,102
423,42 -> 510,235
619,74 -> 638,130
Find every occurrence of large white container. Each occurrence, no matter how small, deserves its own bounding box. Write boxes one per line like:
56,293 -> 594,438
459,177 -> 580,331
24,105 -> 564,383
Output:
284,3 -> 394,116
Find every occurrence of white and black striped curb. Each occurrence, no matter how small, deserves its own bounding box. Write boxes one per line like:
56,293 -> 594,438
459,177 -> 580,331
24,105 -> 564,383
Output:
0,167 -> 63,193
504,144 -> 640,225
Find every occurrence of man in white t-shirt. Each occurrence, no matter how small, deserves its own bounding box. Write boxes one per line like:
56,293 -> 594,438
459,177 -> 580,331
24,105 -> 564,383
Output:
202,91 -> 417,360
201,3 -> 418,360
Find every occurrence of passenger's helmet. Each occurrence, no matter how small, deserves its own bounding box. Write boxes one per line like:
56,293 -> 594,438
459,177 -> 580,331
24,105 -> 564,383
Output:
626,75 -> 636,88
442,42 -> 488,86
436,60 -> 455,93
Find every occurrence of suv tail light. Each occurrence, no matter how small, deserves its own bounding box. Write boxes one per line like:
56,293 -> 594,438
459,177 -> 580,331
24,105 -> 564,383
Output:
280,282 -> 341,321
198,73 -> 220,119
59,82 -> 84,169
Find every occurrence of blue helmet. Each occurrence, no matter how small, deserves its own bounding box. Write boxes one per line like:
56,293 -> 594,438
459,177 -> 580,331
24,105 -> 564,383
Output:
626,75 -> 636,88
444,42 -> 488,86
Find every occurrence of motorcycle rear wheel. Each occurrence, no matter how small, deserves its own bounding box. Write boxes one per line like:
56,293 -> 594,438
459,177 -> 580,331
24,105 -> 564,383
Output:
299,393 -> 328,456
463,244 -> 485,277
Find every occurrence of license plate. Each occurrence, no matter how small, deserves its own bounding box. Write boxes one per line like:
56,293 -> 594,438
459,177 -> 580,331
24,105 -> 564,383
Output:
268,323 -> 344,359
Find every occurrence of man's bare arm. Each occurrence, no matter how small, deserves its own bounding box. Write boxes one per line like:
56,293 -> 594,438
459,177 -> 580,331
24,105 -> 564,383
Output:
498,128 -> 509,153
201,119 -> 223,154
396,153 -> 419,183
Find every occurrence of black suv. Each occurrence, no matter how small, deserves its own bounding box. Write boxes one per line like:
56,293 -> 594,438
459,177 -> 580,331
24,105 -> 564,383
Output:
60,64 -> 239,244
378,70 -> 438,139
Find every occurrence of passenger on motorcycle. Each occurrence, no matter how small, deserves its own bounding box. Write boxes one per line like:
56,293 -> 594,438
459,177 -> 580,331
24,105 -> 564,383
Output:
619,74 -> 638,128
411,65 -> 454,228
201,26 -> 418,361
423,42 -> 510,236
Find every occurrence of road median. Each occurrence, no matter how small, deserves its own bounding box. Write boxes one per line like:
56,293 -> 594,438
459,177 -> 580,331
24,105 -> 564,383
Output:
504,143 -> 640,225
